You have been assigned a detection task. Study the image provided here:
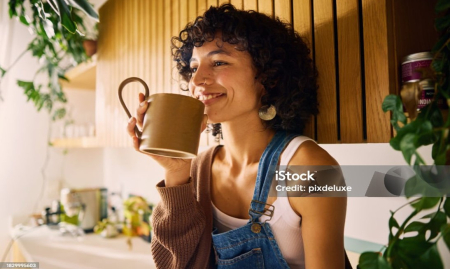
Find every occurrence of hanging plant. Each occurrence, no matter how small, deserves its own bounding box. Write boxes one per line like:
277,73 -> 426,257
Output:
0,0 -> 98,121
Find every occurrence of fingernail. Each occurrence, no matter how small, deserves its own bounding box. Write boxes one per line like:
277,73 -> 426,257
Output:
139,101 -> 147,107
128,117 -> 135,123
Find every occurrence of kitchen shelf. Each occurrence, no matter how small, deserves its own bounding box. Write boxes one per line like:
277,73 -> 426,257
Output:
51,137 -> 99,148
60,54 -> 97,90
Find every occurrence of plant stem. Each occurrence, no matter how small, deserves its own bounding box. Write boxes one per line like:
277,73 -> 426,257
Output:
392,198 -> 421,214
3,49 -> 28,75
386,208 -> 419,259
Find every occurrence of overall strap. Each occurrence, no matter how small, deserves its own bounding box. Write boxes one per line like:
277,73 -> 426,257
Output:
248,131 -> 297,223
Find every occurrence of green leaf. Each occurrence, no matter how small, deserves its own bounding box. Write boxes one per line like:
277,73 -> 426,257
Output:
418,244 -> 443,269
425,211 -> 446,240
400,133 -> 416,164
390,118 -> 423,151
414,120 -> 435,147
42,19 -> 55,39
382,95 -> 407,132
444,197 -> 450,217
441,224 -> 450,250
435,14 -> 450,32
358,252 -> 391,269
52,108 -> 66,121
436,0 -> 450,13
54,0 -> 77,33
432,32 -> 449,53
0,67 -> 6,78
68,0 -> 99,21
404,221 -> 425,233
411,197 -> 440,211
19,15 -> 29,26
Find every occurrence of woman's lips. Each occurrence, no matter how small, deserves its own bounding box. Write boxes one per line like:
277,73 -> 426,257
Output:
197,93 -> 225,105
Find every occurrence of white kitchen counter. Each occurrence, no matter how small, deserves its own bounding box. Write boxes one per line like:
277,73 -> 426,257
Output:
12,225 -> 156,269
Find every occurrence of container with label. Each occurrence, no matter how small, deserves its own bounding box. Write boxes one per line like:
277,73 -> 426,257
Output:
417,79 -> 435,110
401,52 -> 432,83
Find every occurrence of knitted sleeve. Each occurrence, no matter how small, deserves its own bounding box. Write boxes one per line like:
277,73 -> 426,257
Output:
150,179 -> 207,269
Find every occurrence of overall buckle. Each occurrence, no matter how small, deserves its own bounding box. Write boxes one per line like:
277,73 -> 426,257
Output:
248,200 -> 275,222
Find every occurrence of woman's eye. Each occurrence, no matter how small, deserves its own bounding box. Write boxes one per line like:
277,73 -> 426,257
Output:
190,67 -> 198,73
214,61 -> 227,67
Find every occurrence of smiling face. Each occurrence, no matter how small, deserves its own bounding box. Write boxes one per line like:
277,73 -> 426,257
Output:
189,36 -> 265,124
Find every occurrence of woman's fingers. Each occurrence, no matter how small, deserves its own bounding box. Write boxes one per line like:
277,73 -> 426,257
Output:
127,118 -> 141,151
136,92 -> 148,128
201,114 -> 208,133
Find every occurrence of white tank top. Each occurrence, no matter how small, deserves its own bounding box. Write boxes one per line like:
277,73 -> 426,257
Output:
212,136 -> 314,269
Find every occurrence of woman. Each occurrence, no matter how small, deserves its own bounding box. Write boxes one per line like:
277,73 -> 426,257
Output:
127,4 -> 349,269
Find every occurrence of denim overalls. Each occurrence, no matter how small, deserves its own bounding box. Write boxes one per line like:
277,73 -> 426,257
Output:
212,131 -> 297,269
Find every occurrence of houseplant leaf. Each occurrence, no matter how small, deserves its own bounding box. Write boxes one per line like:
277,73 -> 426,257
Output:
435,14 -> 450,32
54,0 -> 77,33
0,67 -> 6,78
382,94 -> 407,132
411,197 -> 440,211
436,0 -> 450,13
441,224 -> 450,250
444,197 -> 450,217
359,252 -> 391,269
417,244 -> 443,269
400,133 -> 416,164
68,0 -> 99,21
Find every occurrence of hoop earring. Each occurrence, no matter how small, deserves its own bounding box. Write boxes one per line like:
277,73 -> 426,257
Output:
258,105 -> 276,121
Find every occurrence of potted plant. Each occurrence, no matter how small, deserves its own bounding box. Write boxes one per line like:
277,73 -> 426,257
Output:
0,0 -> 98,122
122,196 -> 153,250
358,1 -> 450,268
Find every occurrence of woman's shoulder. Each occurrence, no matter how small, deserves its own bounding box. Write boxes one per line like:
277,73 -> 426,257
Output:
288,138 -> 339,167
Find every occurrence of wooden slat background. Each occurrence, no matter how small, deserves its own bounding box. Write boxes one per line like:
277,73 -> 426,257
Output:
97,0 -> 436,146
362,0 -> 392,143
314,0 -> 338,143
337,0 -> 363,143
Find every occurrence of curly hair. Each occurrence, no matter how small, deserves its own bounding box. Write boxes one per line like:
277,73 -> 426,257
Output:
172,4 -> 318,134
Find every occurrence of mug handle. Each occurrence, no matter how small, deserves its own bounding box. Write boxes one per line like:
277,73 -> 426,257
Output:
118,77 -> 150,138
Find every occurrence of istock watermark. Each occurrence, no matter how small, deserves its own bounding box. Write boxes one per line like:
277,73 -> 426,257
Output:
270,165 -> 450,197
275,170 -> 316,181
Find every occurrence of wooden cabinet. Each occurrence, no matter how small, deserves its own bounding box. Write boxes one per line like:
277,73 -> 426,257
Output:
96,0 -> 438,146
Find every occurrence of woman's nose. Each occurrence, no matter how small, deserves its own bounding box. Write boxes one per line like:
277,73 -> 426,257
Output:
191,65 -> 210,86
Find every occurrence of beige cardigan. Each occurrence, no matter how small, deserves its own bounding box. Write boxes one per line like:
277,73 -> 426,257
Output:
150,146 -> 220,269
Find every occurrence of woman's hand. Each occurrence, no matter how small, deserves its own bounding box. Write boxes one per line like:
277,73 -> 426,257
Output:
126,92 -> 208,187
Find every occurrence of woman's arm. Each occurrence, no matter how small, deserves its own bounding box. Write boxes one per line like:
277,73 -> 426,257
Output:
288,141 -> 347,269
150,179 -> 208,269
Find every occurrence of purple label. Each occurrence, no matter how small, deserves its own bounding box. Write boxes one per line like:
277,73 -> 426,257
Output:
402,59 -> 432,82
417,89 -> 434,109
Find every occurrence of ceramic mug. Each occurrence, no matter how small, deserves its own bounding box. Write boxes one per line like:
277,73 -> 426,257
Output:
118,77 -> 205,158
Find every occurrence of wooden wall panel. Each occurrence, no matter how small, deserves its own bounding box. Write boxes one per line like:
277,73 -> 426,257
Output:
243,0 -> 257,11
337,0 -> 363,143
150,0 -> 157,96
198,0 -> 208,14
208,0 -> 218,9
274,0 -> 291,23
313,0 -> 338,143
97,0 -> 400,146
362,0 -> 392,142
188,0 -> 198,22
164,0 -> 172,93
258,0 -> 273,17
293,0 -> 315,139
171,0 -> 180,93
230,0 -> 242,9
156,0 -> 164,94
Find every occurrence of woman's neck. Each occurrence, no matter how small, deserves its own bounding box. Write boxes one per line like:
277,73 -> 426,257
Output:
219,119 -> 275,168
